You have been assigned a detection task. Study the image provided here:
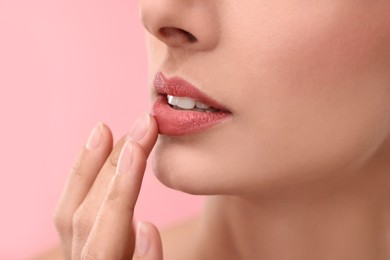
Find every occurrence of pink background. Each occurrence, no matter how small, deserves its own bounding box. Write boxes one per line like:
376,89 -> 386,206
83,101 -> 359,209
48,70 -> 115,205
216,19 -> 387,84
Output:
0,1 -> 202,259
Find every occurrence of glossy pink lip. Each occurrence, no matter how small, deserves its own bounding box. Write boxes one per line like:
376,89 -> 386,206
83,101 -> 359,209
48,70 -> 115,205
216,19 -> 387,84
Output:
153,72 -> 229,111
151,72 -> 232,136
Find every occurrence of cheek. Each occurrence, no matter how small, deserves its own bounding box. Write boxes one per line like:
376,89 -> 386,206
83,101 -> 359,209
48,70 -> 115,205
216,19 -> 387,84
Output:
212,3 -> 390,192
243,4 -> 390,183
149,3 -> 390,195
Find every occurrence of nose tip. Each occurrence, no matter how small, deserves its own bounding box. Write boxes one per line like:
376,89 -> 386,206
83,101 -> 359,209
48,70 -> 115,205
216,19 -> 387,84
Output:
139,0 -> 219,51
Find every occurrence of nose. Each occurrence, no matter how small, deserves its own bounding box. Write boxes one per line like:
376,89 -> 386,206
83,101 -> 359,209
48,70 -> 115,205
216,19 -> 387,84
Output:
139,0 -> 219,51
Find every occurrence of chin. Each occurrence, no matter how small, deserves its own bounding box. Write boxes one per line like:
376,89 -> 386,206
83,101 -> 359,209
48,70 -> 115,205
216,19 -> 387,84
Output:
152,142 -> 213,195
150,133 -> 286,196
151,134 -> 240,195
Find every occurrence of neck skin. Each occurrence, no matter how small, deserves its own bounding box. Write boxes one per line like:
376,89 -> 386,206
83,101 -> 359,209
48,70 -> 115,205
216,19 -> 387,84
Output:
194,150 -> 390,260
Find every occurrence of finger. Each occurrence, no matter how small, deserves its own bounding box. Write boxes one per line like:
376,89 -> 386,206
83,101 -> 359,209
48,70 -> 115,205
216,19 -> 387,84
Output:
72,114 -> 158,258
135,114 -> 159,157
80,114 -> 158,216
71,133 -> 129,260
81,140 -> 154,259
133,222 -> 164,260
52,122 -> 113,258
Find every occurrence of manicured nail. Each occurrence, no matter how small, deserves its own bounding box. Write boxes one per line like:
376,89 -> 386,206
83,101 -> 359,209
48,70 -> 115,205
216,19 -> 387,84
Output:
86,123 -> 103,151
135,221 -> 150,257
115,139 -> 134,174
128,113 -> 150,142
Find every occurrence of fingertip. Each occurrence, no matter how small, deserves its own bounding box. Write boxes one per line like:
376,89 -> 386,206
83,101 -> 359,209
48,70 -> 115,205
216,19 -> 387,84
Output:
85,122 -> 113,150
135,221 -> 163,260
137,114 -> 159,156
100,122 -> 114,146
145,114 -> 159,141
148,114 -> 158,132
135,221 -> 150,257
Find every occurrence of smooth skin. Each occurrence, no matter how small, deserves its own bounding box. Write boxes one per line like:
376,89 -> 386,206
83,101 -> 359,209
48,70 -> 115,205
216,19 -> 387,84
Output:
35,115 -> 164,259
37,0 -> 390,259
141,0 -> 390,259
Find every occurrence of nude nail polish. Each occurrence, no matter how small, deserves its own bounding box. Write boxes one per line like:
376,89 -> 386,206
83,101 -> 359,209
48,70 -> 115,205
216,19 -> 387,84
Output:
128,113 -> 150,142
135,221 -> 150,257
86,123 -> 103,150
115,139 -> 134,174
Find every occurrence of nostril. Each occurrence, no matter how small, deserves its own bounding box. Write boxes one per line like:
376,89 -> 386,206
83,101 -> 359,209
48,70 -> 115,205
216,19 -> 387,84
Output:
159,27 -> 198,43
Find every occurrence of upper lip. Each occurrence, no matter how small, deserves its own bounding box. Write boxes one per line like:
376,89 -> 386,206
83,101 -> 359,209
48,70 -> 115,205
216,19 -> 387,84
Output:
153,72 -> 230,112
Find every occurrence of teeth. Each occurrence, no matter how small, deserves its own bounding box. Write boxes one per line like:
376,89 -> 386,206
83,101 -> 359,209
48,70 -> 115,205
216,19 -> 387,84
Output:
167,95 -> 176,105
167,95 -> 196,110
195,101 -> 210,109
166,95 -> 218,112
176,97 -> 196,109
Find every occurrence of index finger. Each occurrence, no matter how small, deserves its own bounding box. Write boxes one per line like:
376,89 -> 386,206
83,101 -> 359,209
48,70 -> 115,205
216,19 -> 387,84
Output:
81,114 -> 158,216
71,114 -> 158,258
81,140 -> 149,259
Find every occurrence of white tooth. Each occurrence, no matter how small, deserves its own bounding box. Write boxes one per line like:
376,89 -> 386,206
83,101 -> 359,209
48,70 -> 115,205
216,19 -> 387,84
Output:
195,101 -> 210,109
167,95 -> 178,106
167,95 -> 173,104
176,97 -> 196,109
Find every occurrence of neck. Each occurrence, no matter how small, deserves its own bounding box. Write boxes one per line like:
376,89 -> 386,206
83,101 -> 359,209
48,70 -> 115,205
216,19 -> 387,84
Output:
196,156 -> 390,260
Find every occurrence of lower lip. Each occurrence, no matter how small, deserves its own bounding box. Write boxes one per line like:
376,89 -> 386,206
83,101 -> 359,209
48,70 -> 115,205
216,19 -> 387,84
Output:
151,95 -> 232,136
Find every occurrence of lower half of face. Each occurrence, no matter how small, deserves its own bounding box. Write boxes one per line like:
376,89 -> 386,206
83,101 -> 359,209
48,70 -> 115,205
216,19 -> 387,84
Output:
148,1 -> 390,197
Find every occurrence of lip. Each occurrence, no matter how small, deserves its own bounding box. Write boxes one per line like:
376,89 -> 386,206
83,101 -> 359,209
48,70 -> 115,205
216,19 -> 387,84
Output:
151,72 -> 232,136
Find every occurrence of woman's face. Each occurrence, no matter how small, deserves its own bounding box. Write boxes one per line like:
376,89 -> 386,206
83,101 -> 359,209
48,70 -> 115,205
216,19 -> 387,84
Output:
139,1 -> 390,195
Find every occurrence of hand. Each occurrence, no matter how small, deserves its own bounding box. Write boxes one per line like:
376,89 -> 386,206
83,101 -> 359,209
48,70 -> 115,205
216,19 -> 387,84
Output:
53,114 -> 162,259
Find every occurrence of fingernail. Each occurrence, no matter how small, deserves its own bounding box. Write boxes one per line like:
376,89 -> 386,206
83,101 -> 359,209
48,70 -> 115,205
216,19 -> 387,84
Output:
128,113 -> 150,142
116,139 -> 134,174
135,221 -> 150,257
86,123 -> 103,151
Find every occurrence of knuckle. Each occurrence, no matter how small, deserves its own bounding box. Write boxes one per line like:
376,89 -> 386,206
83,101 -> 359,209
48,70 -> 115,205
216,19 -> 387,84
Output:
81,242 -> 128,260
81,242 -> 104,260
71,154 -> 87,178
106,181 -> 120,203
72,205 -> 93,238
81,248 -> 98,260
108,137 -> 129,168
111,190 -> 135,215
109,151 -> 120,169
104,177 -> 135,214
52,207 -> 72,236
